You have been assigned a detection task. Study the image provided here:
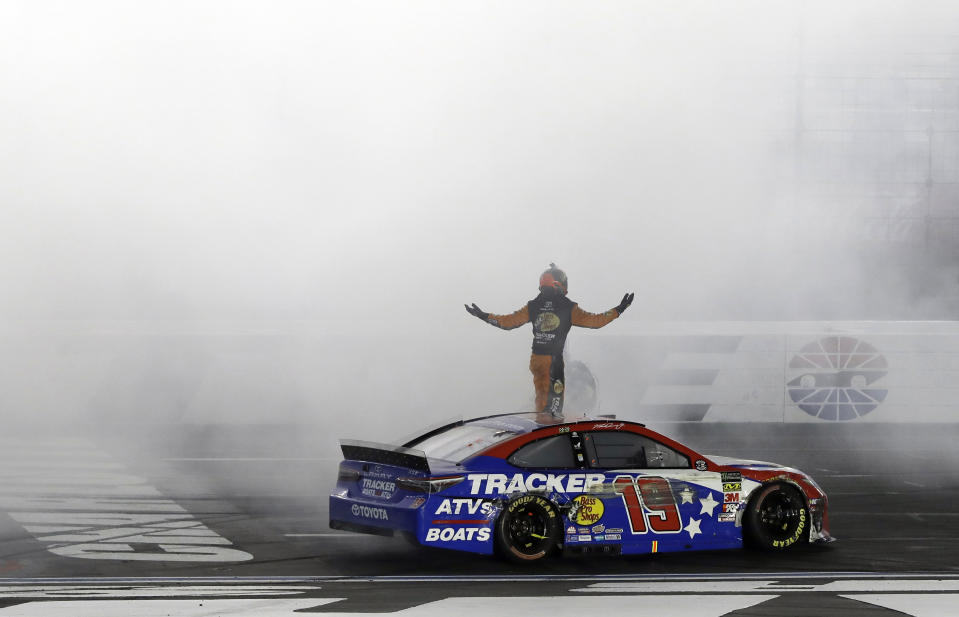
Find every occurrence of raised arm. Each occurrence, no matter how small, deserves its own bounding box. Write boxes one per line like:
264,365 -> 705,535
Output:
465,303 -> 530,330
571,292 -> 634,329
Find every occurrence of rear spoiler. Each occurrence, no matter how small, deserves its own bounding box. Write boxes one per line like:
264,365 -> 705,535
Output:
340,439 -> 431,474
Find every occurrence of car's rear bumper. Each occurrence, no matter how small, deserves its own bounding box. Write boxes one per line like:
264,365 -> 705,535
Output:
328,494 -> 422,536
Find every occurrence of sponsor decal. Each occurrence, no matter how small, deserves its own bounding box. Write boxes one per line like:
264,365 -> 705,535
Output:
578,527 -> 590,534
695,460 -> 708,471
466,473 -> 606,495
567,526 -> 576,534
606,533 -> 622,540
434,498 -> 493,517
718,512 -> 736,523
721,472 -> 742,483
351,504 -> 389,521
591,422 -> 625,430
424,527 -> 490,542
594,535 -> 605,540
606,528 -> 623,534
722,503 -> 738,513
722,482 -> 742,492
360,478 -> 396,499
787,336 -> 888,421
534,312 -> 561,332
410,497 -> 426,508
570,495 -> 604,525
566,534 -> 579,543
724,492 -> 740,503
558,426 -> 570,434
591,524 -> 606,533
578,535 -> 592,542
771,508 -> 807,548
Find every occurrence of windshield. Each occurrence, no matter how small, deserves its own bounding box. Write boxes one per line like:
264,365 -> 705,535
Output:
412,424 -> 518,462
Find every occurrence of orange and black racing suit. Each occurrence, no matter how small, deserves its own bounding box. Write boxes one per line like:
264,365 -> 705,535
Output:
484,292 -> 621,417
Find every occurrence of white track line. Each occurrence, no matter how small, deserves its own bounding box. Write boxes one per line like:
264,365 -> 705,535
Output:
284,534 -> 356,537
163,458 -> 337,462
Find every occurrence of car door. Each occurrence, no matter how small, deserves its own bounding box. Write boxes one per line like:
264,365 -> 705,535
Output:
582,429 -> 740,553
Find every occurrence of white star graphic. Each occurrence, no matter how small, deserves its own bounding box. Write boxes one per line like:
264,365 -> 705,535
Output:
699,492 -> 719,516
679,487 -> 695,504
684,517 -> 702,539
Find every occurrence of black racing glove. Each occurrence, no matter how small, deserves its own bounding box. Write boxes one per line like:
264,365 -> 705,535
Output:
615,292 -> 634,314
465,303 -> 490,321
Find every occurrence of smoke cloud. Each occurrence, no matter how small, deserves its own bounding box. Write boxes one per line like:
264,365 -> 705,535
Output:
1,1 -> 957,436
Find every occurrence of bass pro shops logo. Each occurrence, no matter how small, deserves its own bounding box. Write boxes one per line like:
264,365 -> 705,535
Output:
787,336 -> 888,421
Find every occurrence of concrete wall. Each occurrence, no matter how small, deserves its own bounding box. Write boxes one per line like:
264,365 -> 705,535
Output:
3,321 -> 957,431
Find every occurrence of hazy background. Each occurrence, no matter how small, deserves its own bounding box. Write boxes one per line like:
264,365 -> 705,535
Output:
1,1 -> 958,436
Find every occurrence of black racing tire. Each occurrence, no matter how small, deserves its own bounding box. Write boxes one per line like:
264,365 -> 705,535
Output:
744,482 -> 809,551
495,494 -> 561,563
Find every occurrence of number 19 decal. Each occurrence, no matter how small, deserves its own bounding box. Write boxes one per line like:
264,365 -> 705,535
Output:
613,475 -> 682,534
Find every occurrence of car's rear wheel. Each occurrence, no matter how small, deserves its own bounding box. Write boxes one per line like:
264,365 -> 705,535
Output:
744,482 -> 809,550
495,494 -> 561,563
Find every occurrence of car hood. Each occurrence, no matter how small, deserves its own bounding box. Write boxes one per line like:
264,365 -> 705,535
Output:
707,455 -> 799,473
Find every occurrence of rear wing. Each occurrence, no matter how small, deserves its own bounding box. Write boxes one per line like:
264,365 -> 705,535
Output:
339,439 -> 431,474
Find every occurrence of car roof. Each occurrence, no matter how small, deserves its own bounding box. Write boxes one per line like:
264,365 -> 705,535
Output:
419,412 -> 646,439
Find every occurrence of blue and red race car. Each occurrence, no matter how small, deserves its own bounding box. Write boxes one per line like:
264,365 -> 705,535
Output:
329,413 -> 832,562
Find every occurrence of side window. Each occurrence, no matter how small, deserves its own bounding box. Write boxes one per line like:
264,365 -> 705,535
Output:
583,431 -> 690,469
508,435 -> 576,469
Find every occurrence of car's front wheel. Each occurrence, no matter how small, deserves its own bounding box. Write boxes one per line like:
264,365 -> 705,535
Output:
744,482 -> 809,550
495,494 -> 561,563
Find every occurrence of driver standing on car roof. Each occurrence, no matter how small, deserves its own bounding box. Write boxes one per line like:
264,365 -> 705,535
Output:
465,263 -> 633,422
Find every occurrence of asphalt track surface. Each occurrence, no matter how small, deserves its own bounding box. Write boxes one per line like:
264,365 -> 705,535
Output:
1,422 -> 958,615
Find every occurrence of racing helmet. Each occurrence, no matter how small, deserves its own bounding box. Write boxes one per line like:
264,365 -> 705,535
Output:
539,263 -> 568,295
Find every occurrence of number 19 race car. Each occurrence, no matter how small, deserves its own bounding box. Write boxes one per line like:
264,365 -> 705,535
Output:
329,413 -> 832,562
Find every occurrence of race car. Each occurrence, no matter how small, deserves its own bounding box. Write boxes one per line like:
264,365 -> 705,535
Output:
329,412 -> 832,562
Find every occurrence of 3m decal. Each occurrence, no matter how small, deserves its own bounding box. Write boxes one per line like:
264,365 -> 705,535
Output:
424,527 -> 490,542
466,473 -> 605,495
613,475 -> 682,534
570,495 -> 604,525
434,498 -> 493,517
724,492 -> 740,503
351,504 -> 388,521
